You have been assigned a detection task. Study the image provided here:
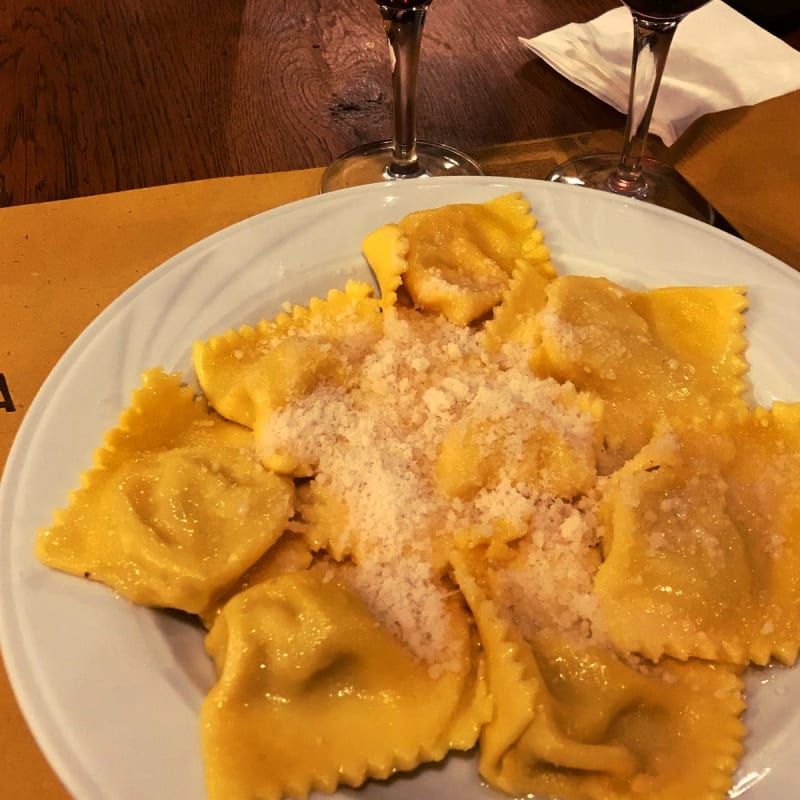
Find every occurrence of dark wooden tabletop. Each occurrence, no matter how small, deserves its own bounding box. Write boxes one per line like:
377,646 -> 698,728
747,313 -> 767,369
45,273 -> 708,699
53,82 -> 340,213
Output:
1,0 -> 798,207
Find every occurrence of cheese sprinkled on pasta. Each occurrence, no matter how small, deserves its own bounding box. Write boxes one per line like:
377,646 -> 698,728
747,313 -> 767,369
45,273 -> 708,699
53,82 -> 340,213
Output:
259,308 -> 602,666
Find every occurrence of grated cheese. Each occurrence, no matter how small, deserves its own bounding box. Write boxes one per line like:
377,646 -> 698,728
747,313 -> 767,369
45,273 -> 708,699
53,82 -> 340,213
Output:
259,308 -> 603,665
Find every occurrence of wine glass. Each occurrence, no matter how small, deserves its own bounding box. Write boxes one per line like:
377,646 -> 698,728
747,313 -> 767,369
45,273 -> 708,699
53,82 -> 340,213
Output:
320,0 -> 482,192
547,0 -> 713,222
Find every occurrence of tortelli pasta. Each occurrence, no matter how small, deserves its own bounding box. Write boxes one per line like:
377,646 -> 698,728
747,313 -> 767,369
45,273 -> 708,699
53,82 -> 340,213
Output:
35,193 -> 800,800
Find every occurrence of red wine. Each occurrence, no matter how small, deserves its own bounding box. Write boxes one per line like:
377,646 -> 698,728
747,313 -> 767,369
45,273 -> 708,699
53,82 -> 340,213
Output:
377,0 -> 433,8
624,0 -> 709,18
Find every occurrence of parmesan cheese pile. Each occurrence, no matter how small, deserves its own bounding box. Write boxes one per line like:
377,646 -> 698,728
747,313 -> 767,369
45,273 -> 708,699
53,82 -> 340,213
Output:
259,308 -> 604,669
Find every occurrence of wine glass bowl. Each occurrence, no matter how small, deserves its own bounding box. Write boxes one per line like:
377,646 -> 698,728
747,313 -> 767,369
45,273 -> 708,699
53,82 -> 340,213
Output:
625,0 -> 710,15
547,0 -> 714,222
320,1 -> 482,192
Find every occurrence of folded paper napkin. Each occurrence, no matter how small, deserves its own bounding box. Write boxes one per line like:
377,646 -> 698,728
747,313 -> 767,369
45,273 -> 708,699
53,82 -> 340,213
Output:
520,1 -> 800,146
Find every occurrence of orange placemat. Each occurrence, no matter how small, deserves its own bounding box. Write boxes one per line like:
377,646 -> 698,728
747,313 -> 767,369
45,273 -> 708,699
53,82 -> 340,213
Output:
0,167 -> 321,800
671,89 -> 800,272
1,169 -> 321,470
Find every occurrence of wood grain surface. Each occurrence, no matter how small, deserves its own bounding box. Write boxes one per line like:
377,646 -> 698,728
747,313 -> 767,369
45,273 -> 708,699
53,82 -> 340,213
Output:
2,0 -> 795,207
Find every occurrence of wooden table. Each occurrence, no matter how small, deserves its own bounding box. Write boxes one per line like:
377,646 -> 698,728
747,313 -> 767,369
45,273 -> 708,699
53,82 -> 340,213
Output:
1,0 -> 798,207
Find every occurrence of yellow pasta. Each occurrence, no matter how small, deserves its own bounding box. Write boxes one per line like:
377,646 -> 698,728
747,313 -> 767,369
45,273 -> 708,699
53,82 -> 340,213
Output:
360,222 -> 408,312
595,411 -> 800,666
714,404 -> 800,664
193,280 -> 382,434
452,553 -> 745,800
482,256 -> 556,365
434,380 -> 601,501
199,531 -> 315,627
34,193 -> 800,800
285,479 -> 353,561
201,570 -> 490,800
36,369 -> 295,616
538,276 -> 748,470
594,423 -> 748,662
362,192 -> 555,325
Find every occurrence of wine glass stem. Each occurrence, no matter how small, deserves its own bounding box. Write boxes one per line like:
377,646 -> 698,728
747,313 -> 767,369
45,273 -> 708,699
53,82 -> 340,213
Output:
611,15 -> 678,195
379,5 -> 427,178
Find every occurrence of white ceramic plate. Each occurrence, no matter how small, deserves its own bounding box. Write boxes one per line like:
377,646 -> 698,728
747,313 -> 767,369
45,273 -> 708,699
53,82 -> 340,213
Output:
2,176 -> 800,800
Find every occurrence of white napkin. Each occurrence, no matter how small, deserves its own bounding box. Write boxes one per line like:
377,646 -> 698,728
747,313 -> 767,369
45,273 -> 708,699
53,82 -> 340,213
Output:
520,1 -> 800,146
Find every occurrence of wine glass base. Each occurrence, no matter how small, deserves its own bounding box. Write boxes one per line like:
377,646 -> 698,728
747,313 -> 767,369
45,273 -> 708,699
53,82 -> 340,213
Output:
320,140 -> 482,193
547,153 -> 714,224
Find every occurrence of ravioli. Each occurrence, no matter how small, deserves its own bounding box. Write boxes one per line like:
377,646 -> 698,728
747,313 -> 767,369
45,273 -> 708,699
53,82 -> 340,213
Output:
723,403 -> 800,664
482,256 -> 557,365
362,192 -> 555,325
193,280 -> 383,434
201,570 -> 490,800
452,554 -> 746,800
434,377 -> 601,501
594,414 -> 800,666
36,369 -> 295,615
537,276 -> 748,470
